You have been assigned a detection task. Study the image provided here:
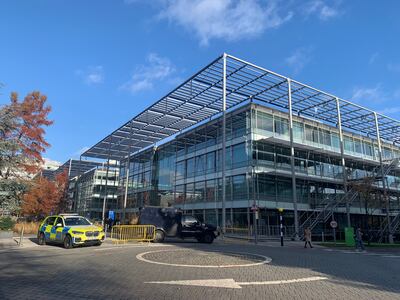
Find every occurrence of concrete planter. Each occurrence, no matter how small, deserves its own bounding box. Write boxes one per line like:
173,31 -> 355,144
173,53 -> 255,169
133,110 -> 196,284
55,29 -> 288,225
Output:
0,231 -> 13,239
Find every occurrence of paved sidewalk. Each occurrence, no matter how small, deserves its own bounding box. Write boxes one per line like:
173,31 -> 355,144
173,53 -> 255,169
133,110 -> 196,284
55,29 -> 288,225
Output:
0,235 -> 39,250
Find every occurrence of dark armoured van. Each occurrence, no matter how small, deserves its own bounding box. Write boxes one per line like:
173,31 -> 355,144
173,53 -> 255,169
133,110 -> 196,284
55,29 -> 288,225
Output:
138,206 -> 219,243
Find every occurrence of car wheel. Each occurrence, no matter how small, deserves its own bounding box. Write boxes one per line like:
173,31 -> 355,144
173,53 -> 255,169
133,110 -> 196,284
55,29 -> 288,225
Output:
203,233 -> 214,244
63,235 -> 73,249
38,232 -> 46,245
154,230 -> 165,243
94,241 -> 102,246
196,236 -> 204,243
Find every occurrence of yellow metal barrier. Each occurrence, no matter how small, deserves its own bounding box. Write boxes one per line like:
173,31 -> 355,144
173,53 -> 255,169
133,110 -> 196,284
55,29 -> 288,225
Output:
110,225 -> 156,244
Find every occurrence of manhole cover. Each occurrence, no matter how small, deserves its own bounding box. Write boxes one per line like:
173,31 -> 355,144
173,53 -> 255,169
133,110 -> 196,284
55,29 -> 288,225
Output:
136,249 -> 272,268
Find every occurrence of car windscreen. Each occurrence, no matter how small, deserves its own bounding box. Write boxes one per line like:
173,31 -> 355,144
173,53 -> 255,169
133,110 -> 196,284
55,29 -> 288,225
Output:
64,217 -> 91,226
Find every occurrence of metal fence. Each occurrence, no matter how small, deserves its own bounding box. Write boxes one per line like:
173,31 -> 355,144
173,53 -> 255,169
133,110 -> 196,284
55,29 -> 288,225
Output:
226,225 -> 296,239
110,225 -> 156,244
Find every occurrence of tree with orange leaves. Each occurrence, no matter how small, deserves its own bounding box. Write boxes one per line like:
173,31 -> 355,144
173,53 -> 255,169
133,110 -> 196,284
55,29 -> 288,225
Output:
5,91 -> 53,177
22,177 -> 59,216
0,91 -> 53,214
22,170 -> 69,217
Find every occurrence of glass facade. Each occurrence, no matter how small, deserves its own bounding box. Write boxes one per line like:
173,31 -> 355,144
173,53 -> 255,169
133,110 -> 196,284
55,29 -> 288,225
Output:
74,166 -> 119,220
110,103 -> 400,231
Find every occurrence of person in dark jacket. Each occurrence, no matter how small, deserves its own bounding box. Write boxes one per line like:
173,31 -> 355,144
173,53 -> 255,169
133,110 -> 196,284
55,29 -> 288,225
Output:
355,228 -> 365,251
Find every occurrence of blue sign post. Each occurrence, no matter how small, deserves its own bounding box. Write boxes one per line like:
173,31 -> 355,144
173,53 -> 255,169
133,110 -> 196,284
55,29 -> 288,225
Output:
108,210 -> 115,220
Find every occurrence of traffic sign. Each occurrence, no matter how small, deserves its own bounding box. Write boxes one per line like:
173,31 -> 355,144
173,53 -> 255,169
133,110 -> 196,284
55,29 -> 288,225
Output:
330,220 -> 338,228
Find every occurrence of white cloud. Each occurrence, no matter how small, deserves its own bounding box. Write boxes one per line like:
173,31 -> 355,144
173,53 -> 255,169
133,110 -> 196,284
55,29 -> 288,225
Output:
285,47 -> 313,74
350,85 -> 400,118
76,66 -> 104,85
303,0 -> 342,21
120,53 -> 177,93
351,84 -> 385,103
157,0 -> 293,46
379,106 -> 400,115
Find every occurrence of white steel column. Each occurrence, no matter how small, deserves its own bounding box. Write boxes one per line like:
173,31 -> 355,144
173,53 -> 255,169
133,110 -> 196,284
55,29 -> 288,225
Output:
374,112 -> 393,243
222,53 -> 227,237
287,78 -> 299,239
101,157 -> 110,226
336,98 -> 351,227
123,166 -> 129,223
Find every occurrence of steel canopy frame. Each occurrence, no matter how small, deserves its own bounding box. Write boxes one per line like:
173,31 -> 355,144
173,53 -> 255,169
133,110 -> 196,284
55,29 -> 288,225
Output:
83,53 -> 400,161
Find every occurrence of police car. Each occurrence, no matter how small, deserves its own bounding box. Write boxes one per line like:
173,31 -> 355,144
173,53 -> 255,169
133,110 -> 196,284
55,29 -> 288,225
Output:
37,214 -> 105,249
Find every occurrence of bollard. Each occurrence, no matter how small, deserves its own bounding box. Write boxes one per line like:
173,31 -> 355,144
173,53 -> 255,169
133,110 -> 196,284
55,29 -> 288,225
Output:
278,208 -> 284,247
322,231 -> 324,243
19,225 -> 24,247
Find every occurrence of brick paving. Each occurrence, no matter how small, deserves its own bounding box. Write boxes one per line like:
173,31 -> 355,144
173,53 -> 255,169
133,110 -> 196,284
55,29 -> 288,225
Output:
0,239 -> 399,299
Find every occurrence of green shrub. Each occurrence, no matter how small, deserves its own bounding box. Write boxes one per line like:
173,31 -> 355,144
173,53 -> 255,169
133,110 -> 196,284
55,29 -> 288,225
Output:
0,216 -> 15,231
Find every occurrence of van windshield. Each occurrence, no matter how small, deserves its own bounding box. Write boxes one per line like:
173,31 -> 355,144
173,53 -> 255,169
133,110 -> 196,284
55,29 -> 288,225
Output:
64,217 -> 91,226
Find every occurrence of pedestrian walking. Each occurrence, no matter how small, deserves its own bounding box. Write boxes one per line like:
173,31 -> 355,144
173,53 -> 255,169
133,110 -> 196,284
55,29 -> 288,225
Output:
304,227 -> 313,248
355,227 -> 365,251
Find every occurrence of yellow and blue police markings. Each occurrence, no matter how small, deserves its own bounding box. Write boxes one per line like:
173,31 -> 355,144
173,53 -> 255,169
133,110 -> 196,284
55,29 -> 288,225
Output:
38,215 -> 105,248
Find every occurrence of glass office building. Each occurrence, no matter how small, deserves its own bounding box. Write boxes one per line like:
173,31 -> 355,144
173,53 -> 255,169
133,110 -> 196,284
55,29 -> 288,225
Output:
73,165 -> 119,220
80,54 -> 400,239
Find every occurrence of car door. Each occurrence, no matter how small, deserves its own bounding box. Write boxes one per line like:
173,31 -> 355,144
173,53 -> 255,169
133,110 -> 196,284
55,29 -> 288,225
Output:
44,216 -> 56,241
54,217 -> 65,242
181,216 -> 201,238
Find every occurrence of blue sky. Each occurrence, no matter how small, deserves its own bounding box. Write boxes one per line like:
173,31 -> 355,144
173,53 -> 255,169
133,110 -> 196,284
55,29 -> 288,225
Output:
1,0 -> 400,163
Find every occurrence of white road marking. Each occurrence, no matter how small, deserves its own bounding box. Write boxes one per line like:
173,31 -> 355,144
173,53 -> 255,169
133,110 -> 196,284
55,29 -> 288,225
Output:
381,255 -> 400,258
136,249 -> 272,268
145,276 -> 329,289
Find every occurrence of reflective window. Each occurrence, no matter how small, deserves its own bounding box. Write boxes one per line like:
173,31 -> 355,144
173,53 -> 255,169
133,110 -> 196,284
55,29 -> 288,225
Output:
206,152 -> 215,173
194,181 -> 205,202
232,143 -> 247,168
274,116 -> 289,136
45,217 -> 56,226
176,161 -> 185,179
205,179 -> 216,202
364,142 -> 373,157
186,158 -> 194,178
293,122 -> 304,141
195,155 -> 206,176
232,175 -> 246,201
331,133 -> 340,149
256,111 -> 273,132
185,183 -> 194,203
175,185 -> 184,204
344,137 -> 353,152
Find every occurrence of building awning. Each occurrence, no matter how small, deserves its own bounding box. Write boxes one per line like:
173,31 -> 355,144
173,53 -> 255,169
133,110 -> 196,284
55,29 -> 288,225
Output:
82,54 -> 400,160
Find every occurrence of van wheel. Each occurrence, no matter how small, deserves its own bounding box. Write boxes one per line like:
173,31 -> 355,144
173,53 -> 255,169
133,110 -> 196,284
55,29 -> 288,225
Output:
38,232 -> 46,245
154,230 -> 165,243
63,235 -> 73,249
203,233 -> 214,244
